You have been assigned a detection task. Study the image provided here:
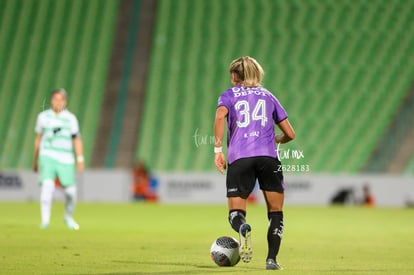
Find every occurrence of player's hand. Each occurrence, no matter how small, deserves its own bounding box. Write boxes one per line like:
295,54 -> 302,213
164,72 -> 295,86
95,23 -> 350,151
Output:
77,161 -> 84,173
214,152 -> 227,174
32,162 -> 38,173
275,134 -> 282,144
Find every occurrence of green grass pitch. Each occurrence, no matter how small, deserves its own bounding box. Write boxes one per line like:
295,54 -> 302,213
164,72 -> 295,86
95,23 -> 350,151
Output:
1,202 -> 413,274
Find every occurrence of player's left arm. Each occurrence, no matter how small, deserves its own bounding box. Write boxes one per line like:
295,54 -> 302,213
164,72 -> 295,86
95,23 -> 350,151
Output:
275,118 -> 295,144
73,137 -> 84,172
214,106 -> 228,174
71,115 -> 84,172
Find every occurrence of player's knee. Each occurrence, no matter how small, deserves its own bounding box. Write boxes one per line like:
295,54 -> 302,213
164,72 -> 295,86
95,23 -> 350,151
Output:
42,179 -> 55,189
266,199 -> 283,212
40,179 -> 55,200
64,186 -> 77,199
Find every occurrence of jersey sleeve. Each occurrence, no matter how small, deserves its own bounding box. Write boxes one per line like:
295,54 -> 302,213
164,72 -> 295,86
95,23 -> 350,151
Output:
34,113 -> 43,134
272,97 -> 288,123
70,115 -> 81,137
217,92 -> 231,110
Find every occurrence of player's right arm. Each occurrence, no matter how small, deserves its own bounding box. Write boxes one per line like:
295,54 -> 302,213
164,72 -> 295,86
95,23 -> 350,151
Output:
33,133 -> 42,172
214,106 -> 229,174
33,113 -> 43,172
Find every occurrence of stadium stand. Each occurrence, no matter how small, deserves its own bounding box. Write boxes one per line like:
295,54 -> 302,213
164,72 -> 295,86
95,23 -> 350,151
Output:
91,0 -> 157,169
406,156 -> 414,173
363,83 -> 414,173
135,0 -> 414,172
1,0 -> 413,173
0,0 -> 118,169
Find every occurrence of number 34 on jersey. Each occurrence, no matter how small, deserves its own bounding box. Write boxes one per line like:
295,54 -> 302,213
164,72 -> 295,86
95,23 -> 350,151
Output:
235,99 -> 268,128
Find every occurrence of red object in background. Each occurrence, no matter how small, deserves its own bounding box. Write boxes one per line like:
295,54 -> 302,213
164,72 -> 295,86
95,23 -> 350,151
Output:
55,176 -> 61,188
247,192 -> 257,203
362,185 -> 375,207
365,196 -> 375,206
132,162 -> 157,201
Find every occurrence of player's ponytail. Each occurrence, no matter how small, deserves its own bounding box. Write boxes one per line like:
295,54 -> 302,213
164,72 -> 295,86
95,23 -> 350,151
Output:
230,56 -> 264,88
229,58 -> 245,82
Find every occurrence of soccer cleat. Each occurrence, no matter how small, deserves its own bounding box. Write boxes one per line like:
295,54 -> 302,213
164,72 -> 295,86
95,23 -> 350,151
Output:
64,217 -> 80,230
40,223 -> 49,229
239,223 -> 252,263
266,259 -> 283,270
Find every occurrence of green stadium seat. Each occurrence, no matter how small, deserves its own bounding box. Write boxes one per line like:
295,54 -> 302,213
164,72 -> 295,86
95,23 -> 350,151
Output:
136,0 -> 414,172
0,0 -> 118,169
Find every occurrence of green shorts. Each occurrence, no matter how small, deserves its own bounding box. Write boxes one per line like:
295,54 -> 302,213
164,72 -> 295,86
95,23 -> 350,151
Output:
39,156 -> 76,186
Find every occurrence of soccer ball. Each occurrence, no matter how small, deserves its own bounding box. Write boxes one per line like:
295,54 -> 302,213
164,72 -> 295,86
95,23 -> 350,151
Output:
210,236 -> 240,267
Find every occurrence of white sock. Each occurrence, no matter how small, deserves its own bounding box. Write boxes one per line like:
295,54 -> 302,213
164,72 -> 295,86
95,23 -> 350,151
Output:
64,186 -> 77,220
40,179 -> 55,225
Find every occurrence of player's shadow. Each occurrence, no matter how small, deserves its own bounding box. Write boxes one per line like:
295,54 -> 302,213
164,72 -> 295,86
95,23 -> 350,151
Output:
83,260 -> 263,274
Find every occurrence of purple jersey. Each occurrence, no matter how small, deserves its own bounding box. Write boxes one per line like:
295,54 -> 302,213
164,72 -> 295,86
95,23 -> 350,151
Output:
217,84 -> 288,164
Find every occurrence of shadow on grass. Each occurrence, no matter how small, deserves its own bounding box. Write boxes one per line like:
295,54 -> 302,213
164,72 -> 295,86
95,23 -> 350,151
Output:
306,269 -> 390,273
79,261 -> 405,275
82,260 -> 263,274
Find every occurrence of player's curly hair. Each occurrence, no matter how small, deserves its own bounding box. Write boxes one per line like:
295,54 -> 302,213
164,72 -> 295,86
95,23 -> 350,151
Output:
229,56 -> 264,87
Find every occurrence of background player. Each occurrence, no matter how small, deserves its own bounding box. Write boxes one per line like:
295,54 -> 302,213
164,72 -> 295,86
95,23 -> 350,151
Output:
214,56 -> 295,270
33,89 -> 84,230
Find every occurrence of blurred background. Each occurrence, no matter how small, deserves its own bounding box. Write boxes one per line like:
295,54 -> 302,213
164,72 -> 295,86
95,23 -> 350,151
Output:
0,0 -> 413,205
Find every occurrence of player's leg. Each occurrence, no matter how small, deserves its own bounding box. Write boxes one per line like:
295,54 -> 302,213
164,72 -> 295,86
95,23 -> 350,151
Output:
228,197 -> 252,263
58,163 -> 79,230
257,157 -> 285,270
40,179 -> 55,228
226,158 -> 256,263
263,191 -> 284,270
39,157 -> 57,228
63,185 -> 79,229
227,197 -> 247,232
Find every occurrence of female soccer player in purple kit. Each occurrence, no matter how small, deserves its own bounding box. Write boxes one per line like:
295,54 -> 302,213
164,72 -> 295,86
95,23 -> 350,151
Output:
214,56 -> 295,270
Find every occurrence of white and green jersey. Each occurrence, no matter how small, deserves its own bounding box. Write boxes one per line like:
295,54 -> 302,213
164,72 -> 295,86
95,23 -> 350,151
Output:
35,109 -> 80,165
